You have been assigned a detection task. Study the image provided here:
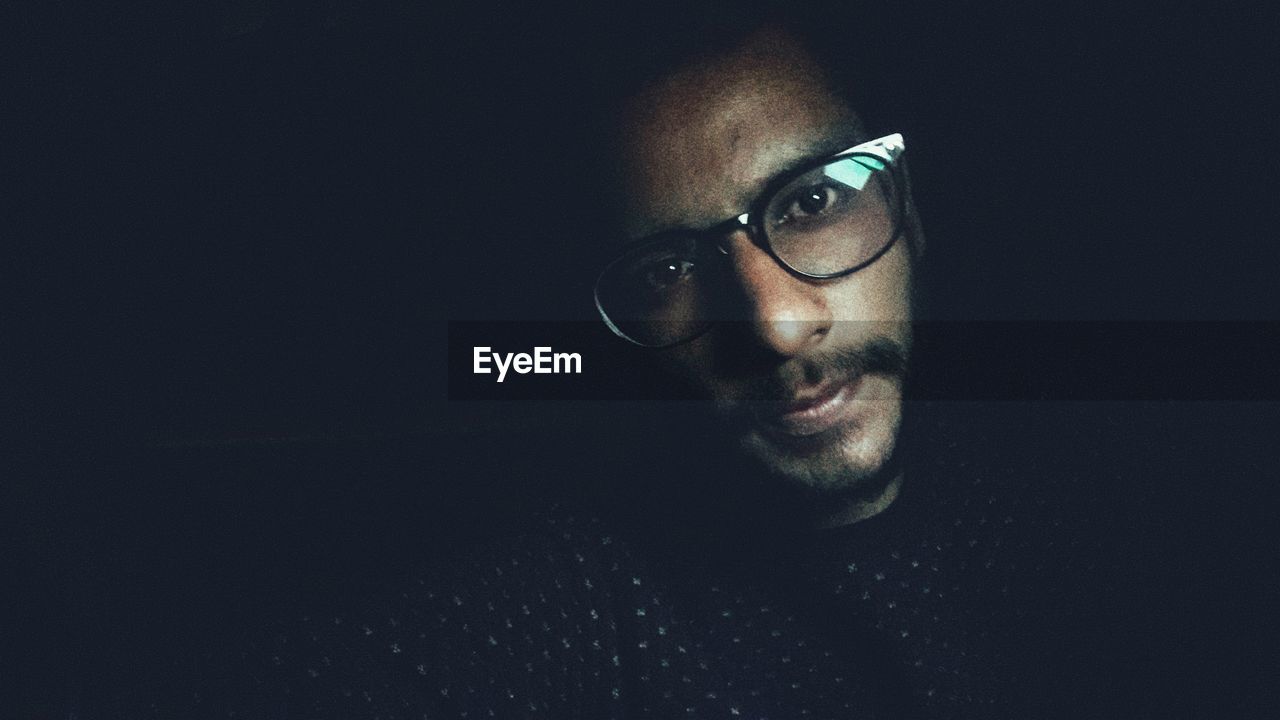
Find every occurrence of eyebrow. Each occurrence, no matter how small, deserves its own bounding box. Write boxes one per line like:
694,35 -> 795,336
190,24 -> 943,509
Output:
630,126 -> 864,242
790,126 -> 864,167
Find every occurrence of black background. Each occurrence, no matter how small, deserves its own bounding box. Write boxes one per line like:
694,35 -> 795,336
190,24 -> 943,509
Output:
6,0 -> 1280,716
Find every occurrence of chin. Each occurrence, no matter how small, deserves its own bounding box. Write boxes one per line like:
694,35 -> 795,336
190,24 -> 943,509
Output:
739,396 -> 903,493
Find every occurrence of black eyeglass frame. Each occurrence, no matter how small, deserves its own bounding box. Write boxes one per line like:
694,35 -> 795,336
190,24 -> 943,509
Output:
594,132 -> 909,348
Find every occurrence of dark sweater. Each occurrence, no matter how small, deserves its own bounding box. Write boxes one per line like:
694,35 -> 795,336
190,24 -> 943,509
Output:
120,424 -> 1110,719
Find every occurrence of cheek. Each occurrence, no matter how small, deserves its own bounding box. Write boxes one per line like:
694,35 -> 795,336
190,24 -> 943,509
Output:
826,241 -> 914,324
654,337 -> 720,393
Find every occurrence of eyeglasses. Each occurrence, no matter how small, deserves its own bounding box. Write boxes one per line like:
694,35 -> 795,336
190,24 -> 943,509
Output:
594,133 -> 908,348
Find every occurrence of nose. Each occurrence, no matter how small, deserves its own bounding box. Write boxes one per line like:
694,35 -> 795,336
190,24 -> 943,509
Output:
719,229 -> 833,357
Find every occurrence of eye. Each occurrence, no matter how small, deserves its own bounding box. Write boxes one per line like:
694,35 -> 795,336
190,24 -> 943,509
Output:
638,256 -> 697,292
778,182 -> 845,224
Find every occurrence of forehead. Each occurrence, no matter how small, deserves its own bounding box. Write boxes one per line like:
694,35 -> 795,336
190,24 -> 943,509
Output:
616,29 -> 863,239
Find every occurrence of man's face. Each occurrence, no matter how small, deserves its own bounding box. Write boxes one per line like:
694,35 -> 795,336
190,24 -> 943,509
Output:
613,30 -> 915,493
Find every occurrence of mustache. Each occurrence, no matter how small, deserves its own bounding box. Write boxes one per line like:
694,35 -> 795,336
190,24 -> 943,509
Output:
739,336 -> 910,406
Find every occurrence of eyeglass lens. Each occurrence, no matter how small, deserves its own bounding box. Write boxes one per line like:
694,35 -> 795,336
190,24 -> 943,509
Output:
596,154 -> 900,347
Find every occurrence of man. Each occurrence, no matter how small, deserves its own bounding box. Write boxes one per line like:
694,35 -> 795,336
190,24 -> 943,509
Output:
594,24 -> 915,531
137,9 -> 1110,720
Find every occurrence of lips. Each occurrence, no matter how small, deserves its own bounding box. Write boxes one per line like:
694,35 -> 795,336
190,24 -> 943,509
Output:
757,375 -> 866,438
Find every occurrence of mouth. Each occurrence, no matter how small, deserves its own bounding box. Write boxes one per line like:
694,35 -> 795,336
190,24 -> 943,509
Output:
754,374 -> 867,441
